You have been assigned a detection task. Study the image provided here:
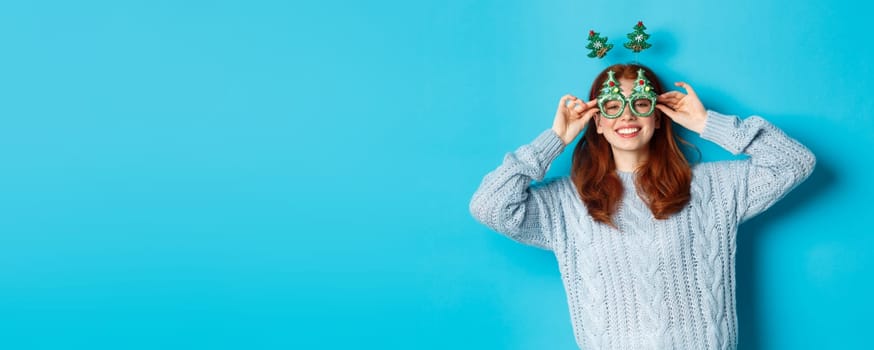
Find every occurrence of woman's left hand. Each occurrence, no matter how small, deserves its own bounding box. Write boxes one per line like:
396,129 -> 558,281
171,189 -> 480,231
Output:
656,82 -> 708,134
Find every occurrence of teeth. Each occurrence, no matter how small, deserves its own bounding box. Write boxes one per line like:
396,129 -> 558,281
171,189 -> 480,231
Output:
617,128 -> 640,135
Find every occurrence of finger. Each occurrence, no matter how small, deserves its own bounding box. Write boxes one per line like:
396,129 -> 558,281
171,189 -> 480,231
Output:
572,105 -> 598,123
568,117 -> 587,136
569,108 -> 596,131
568,95 -> 585,111
571,99 -> 597,112
584,105 -> 600,119
657,98 -> 681,108
569,108 -> 598,134
657,100 -> 678,111
661,98 -> 683,110
658,91 -> 684,100
558,95 -> 569,109
659,93 -> 686,104
675,82 -> 698,98
655,104 -> 677,119
574,99 -> 598,116
568,95 -> 579,109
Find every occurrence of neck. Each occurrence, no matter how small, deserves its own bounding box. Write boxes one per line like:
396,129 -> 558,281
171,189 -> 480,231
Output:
611,147 -> 650,172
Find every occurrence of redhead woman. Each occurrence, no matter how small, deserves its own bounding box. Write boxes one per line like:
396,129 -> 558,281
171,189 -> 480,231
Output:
469,63 -> 816,349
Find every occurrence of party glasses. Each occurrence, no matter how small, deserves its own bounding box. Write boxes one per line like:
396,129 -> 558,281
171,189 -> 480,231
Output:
597,69 -> 657,119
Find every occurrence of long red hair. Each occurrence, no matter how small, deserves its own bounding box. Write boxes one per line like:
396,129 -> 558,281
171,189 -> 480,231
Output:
570,63 -> 692,227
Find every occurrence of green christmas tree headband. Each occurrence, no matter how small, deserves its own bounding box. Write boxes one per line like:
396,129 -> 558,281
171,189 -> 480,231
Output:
587,21 -> 657,119
586,21 -> 652,59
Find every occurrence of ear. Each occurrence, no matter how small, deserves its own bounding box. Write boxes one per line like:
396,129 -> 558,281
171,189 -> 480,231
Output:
655,113 -> 661,129
594,114 -> 604,134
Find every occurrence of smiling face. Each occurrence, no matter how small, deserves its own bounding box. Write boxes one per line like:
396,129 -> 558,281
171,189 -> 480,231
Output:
594,78 -> 661,156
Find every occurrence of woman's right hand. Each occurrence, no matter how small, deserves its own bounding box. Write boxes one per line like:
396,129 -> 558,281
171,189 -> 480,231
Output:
552,94 -> 599,145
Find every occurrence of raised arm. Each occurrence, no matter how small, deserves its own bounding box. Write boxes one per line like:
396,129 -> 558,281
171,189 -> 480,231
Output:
468,128 -> 567,250
657,82 -> 816,223
699,111 -> 816,222
469,94 -> 597,250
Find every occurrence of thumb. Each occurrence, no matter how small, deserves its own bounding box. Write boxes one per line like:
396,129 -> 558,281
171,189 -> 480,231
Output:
568,111 -> 594,138
655,104 -> 677,120
567,119 -> 586,139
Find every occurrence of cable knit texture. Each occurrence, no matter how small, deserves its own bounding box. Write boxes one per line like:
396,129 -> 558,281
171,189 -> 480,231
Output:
469,110 -> 816,350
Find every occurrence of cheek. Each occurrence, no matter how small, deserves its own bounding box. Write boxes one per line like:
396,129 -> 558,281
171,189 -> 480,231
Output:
643,118 -> 659,131
596,117 -> 616,133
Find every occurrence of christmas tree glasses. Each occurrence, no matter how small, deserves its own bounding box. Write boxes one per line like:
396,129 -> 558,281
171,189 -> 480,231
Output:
597,69 -> 657,119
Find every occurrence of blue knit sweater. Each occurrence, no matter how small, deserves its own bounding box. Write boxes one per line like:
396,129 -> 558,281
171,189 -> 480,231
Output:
469,110 -> 816,349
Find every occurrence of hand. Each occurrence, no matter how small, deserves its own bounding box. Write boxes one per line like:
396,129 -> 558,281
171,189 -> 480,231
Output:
656,82 -> 708,134
552,94 -> 599,145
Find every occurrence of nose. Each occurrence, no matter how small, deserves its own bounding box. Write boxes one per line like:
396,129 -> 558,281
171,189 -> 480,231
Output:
618,105 -> 637,121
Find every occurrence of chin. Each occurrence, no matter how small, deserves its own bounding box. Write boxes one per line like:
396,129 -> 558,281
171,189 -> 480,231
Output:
612,145 -> 648,154
607,136 -> 653,152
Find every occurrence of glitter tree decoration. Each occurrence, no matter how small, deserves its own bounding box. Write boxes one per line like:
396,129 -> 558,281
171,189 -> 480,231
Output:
624,21 -> 652,53
586,30 -> 613,59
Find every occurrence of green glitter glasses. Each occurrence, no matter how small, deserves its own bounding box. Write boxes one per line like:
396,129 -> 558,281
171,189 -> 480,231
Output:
597,69 -> 658,118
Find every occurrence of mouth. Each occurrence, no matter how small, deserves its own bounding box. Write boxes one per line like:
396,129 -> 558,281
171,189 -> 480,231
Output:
615,127 -> 641,138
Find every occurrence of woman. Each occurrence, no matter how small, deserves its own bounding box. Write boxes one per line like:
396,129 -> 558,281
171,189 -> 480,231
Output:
468,63 -> 816,349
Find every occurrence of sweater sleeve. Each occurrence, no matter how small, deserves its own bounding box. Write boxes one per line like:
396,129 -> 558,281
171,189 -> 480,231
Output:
468,128 -> 567,251
700,110 -> 817,223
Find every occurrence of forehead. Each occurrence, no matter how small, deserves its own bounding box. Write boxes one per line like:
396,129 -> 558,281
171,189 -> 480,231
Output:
618,78 -> 635,95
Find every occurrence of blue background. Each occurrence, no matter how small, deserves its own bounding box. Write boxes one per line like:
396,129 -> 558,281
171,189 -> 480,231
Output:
0,0 -> 870,349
